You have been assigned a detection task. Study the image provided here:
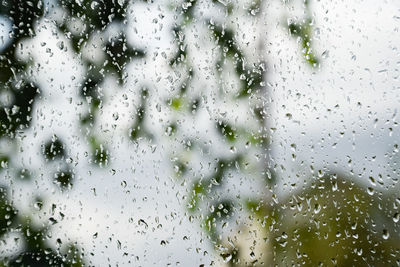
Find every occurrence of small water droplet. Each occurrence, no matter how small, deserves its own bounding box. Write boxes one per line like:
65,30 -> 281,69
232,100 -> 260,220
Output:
321,50 -> 329,59
57,41 -> 64,50
113,112 -> 119,120
156,103 -> 161,112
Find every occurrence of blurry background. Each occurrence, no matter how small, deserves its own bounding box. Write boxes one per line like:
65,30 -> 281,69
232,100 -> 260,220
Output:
0,0 -> 399,266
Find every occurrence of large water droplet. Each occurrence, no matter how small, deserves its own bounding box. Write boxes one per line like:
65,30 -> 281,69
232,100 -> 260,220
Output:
382,229 -> 390,240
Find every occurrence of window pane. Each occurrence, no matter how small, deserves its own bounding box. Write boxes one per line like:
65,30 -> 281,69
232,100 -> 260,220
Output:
0,0 -> 398,265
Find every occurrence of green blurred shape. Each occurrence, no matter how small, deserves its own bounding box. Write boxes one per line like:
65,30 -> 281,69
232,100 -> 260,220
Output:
53,169 -> 74,190
43,137 -> 65,161
6,219 -> 84,266
271,174 -> 400,266
0,83 -> 39,138
0,187 -> 16,238
0,0 -> 44,40
187,179 -> 207,212
169,26 -> 187,66
203,199 -> 234,242
104,34 -> 146,84
211,24 -> 266,97
60,0 -> 128,33
288,20 -> 319,67
89,136 -> 109,167
217,121 -> 237,142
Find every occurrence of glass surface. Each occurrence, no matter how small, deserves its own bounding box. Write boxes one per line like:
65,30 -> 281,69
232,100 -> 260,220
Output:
0,0 -> 399,266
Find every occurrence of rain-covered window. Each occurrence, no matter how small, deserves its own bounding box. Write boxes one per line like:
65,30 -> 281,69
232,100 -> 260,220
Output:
0,0 -> 399,266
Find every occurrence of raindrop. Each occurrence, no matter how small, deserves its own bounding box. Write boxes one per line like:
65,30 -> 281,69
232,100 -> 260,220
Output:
321,50 -> 329,59
113,112 -> 119,120
382,229 -> 390,240
314,203 -> 321,214
367,187 -> 374,196
393,213 -> 399,223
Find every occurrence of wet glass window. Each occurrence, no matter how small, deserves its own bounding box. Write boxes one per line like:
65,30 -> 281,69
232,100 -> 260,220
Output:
0,0 -> 399,266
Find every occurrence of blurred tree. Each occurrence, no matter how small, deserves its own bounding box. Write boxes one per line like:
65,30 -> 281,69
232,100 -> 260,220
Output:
246,173 -> 400,266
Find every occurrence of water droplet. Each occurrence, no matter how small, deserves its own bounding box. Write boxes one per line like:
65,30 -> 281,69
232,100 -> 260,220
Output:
34,201 -> 43,210
332,180 -> 338,191
321,50 -> 329,59
369,176 -> 376,186
382,229 -> 390,240
222,253 -> 232,263
57,41 -> 64,50
367,187 -> 374,195
91,1 -> 99,9
314,203 -> 321,214
165,126 -> 173,136
279,240 -> 288,247
113,112 -> 119,120
393,213 -> 399,223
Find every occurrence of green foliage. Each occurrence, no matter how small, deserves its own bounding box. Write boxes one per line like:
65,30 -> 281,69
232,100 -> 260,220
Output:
43,137 -> 65,161
170,26 -> 187,66
130,88 -> 152,140
104,33 -> 146,84
0,1 -> 43,140
288,20 -> 319,66
0,187 -> 16,238
59,0 -> 128,52
53,169 -> 74,189
181,0 -> 197,20
80,68 -> 103,109
217,121 -> 237,142
89,136 -> 109,166
6,219 -> 83,266
0,83 -> 39,138
211,24 -> 266,97
285,0 -> 319,67
0,0 -> 44,40
0,188 -> 84,266
16,168 -> 31,181
0,156 -> 9,171
203,200 -> 234,242
270,174 -> 400,266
